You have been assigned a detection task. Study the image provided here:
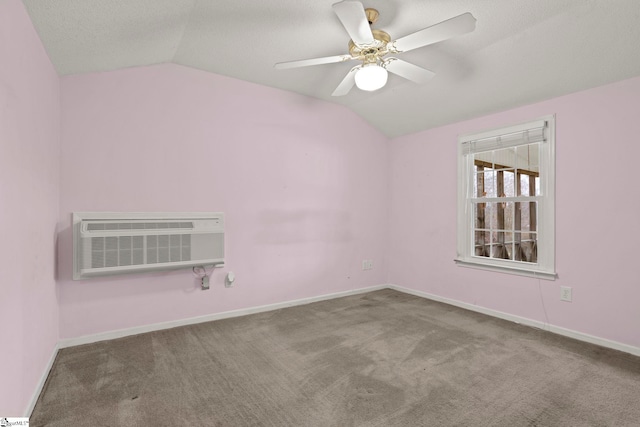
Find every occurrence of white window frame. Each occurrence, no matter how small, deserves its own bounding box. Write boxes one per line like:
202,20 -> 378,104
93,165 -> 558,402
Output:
455,115 -> 556,280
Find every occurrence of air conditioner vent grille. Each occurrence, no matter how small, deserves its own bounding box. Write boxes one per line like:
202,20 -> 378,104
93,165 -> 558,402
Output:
90,235 -> 151,269
86,221 -> 194,231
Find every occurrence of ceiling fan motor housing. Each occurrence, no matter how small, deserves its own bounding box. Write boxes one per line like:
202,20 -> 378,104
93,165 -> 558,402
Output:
348,29 -> 391,63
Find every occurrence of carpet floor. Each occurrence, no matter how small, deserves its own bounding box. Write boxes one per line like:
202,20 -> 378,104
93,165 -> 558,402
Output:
31,289 -> 640,426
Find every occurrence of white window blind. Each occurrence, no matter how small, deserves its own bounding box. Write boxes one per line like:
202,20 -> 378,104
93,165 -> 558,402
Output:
460,120 -> 547,154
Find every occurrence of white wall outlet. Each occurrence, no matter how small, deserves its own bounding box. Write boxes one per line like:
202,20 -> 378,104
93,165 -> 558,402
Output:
201,276 -> 210,290
362,260 -> 373,270
225,271 -> 235,288
560,286 -> 572,302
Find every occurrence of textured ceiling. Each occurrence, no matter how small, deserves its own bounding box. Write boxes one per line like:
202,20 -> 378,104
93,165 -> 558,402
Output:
22,0 -> 640,137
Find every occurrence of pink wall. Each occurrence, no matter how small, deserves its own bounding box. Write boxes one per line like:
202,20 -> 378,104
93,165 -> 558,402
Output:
0,0 -> 61,415
388,75 -> 640,348
58,63 -> 389,339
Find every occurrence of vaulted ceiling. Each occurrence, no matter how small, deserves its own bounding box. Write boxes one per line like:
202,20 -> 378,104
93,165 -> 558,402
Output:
23,0 -> 640,137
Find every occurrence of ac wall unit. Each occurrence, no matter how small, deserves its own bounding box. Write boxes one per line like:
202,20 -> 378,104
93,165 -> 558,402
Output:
73,212 -> 224,280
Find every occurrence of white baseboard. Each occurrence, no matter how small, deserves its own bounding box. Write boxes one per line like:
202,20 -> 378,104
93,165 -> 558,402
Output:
59,284 -> 388,349
387,284 -> 640,357
58,283 -> 640,357
25,342 -> 59,417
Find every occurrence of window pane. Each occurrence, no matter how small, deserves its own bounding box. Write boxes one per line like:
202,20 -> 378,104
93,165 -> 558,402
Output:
516,231 -> 537,263
487,202 -> 497,230
474,152 -> 492,198
516,233 -> 535,262
474,169 -> 486,198
529,201 -> 538,232
519,174 -> 529,196
473,202 -> 489,257
473,165 -> 479,196
503,201 -> 515,232
474,203 -> 487,229
504,231 -> 513,244
491,238 -> 509,259
475,244 -> 489,257
503,170 -> 515,197
518,201 -> 538,237
505,243 -> 514,260
484,171 -> 496,197
520,202 -> 531,232
474,232 -> 490,257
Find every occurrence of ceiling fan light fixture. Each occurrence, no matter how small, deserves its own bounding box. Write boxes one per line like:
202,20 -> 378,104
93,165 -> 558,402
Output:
355,63 -> 388,91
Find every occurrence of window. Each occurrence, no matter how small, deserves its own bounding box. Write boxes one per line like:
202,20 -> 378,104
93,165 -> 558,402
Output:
456,116 -> 556,279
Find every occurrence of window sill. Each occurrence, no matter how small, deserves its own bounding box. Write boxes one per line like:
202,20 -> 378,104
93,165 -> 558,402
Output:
454,258 -> 557,280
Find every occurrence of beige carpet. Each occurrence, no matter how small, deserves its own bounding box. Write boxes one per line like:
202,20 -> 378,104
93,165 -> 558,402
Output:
31,289 -> 640,426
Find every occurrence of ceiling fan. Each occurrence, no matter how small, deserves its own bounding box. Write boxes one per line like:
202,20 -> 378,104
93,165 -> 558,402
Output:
275,1 -> 476,96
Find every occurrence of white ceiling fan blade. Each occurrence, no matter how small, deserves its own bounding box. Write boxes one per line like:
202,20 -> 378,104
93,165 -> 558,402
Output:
275,54 -> 353,70
332,1 -> 375,46
384,58 -> 435,85
332,65 -> 360,96
391,12 -> 476,53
